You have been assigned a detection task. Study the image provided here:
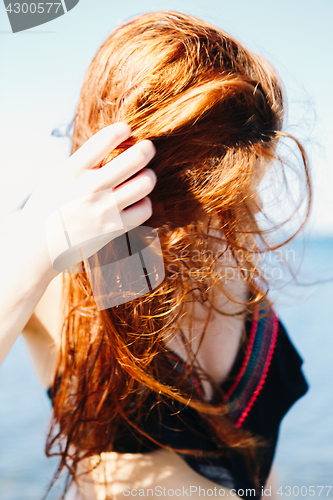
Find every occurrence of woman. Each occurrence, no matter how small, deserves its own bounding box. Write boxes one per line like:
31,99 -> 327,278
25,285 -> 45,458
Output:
1,11 -> 311,500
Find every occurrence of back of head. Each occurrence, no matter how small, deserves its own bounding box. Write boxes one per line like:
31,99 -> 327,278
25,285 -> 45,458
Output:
73,11 -> 284,232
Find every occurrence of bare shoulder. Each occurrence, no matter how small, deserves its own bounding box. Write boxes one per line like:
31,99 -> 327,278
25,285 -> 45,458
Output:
70,449 -> 242,500
22,272 -> 63,388
32,272 -> 63,345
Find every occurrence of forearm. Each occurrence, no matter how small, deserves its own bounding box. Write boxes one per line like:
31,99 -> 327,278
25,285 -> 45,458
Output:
0,210 -> 58,364
0,123 -> 156,365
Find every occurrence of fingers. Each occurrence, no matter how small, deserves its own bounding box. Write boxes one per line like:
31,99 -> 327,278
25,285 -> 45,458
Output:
113,168 -> 157,211
120,197 -> 153,228
95,140 -> 156,189
67,122 -> 131,172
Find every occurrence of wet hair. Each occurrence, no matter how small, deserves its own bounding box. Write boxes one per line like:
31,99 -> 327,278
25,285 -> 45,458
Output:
45,10 -> 311,498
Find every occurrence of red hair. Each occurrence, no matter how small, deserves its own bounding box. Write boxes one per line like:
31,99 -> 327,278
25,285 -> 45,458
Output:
45,10 -> 311,498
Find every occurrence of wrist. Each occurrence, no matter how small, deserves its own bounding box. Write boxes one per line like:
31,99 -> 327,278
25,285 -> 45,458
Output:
13,208 -> 60,288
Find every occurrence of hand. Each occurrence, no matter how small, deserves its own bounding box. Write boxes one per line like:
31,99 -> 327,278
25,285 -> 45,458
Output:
22,122 -> 157,275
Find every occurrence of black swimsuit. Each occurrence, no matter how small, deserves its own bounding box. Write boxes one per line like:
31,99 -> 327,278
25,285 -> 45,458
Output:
47,302 -> 309,499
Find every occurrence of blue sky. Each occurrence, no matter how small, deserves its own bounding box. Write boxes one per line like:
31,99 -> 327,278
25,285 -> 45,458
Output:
0,0 -> 332,236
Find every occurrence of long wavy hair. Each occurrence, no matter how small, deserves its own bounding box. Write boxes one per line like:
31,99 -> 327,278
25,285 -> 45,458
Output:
45,10 -> 311,498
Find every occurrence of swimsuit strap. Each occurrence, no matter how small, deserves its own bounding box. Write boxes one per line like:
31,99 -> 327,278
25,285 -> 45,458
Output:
225,303 -> 279,427
165,302 -> 279,427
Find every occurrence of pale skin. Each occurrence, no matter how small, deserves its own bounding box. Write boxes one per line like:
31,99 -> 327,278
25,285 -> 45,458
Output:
0,122 -> 157,364
0,122 -> 277,499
